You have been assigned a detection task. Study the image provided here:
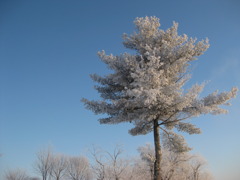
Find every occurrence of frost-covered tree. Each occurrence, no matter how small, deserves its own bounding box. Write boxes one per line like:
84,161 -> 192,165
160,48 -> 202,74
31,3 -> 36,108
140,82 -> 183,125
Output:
66,156 -> 92,180
82,16 -> 238,180
137,143 -> 155,179
137,143 -> 213,180
34,148 -> 53,180
4,169 -> 30,180
50,154 -> 67,180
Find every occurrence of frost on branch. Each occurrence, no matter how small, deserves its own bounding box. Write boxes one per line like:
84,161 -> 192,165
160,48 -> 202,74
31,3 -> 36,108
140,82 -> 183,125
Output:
182,87 -> 238,116
82,17 -> 238,154
175,122 -> 201,135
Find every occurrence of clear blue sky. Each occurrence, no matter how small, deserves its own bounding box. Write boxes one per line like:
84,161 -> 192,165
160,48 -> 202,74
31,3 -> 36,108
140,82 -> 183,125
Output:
0,0 -> 239,179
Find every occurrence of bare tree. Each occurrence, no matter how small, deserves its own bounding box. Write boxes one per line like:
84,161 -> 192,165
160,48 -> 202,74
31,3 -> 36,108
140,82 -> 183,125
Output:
66,156 -> 92,180
4,169 -> 29,180
90,146 -> 106,180
188,156 -> 207,180
33,147 -> 53,180
106,146 -> 129,180
50,154 -> 67,180
90,145 -> 130,180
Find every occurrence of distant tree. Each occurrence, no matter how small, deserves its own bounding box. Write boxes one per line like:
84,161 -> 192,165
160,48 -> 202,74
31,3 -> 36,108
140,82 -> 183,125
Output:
50,154 -> 67,180
125,158 -> 151,180
4,169 -> 29,180
174,154 -> 213,180
161,150 -> 192,180
137,143 -> 155,179
187,156 -> 209,180
90,147 -> 106,180
137,144 -> 213,180
33,147 -> 52,180
82,16 -> 238,180
66,156 -> 92,180
90,145 -> 129,180
105,146 -> 129,180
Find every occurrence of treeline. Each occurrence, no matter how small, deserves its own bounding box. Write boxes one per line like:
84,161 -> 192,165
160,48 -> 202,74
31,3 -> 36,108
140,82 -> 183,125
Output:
4,144 -> 213,180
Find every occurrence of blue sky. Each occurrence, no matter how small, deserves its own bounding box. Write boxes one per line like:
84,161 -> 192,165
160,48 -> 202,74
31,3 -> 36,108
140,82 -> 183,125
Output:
0,0 -> 239,179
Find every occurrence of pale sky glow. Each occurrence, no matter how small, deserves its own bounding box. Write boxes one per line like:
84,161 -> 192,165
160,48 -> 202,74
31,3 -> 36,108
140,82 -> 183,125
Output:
0,0 -> 240,180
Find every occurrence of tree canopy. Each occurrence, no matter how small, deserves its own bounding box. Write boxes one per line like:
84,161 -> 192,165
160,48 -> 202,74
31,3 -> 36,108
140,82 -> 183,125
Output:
82,16 -> 237,180
82,17 -> 237,151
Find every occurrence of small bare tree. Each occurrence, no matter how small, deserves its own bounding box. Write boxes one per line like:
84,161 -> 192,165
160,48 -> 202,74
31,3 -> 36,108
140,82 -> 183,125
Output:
50,154 -> 67,180
90,147 -> 106,180
90,145 -> 130,180
34,147 -> 53,180
4,169 -> 29,180
66,156 -> 92,180
188,156 -> 207,180
106,146 -> 129,180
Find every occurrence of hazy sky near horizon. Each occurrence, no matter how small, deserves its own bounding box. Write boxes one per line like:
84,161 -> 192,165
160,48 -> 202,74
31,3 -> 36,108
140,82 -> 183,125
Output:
0,0 -> 240,179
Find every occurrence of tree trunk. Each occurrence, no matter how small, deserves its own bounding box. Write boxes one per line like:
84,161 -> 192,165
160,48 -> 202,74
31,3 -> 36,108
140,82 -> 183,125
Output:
153,119 -> 162,180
